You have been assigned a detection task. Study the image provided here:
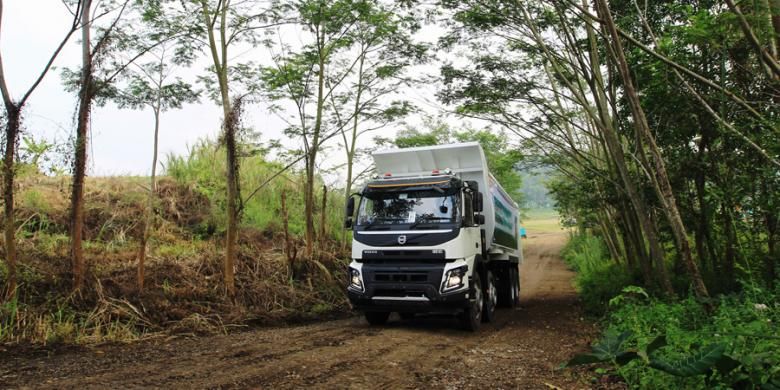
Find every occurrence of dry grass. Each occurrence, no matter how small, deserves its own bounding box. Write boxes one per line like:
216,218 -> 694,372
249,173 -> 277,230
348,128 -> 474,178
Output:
1,174 -> 351,345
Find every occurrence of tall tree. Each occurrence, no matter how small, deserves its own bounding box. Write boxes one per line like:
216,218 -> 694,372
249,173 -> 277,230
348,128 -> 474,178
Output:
326,0 -> 424,241
112,43 -> 199,292
70,0 -> 98,292
0,0 -> 83,299
65,0 -> 177,291
144,0 -> 279,295
263,0 -> 374,258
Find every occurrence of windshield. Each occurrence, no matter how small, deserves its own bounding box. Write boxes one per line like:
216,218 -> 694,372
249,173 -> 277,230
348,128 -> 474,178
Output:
356,190 -> 460,228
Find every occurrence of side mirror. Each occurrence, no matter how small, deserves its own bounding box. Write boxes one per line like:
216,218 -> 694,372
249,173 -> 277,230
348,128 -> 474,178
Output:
474,192 -> 484,212
344,197 -> 356,230
475,214 -> 485,225
345,196 -> 356,217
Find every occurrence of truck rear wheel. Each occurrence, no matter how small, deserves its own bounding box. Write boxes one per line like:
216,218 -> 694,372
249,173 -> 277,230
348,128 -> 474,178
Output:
511,267 -> 521,307
460,272 -> 483,331
365,312 -> 390,325
497,264 -> 515,308
482,270 -> 497,323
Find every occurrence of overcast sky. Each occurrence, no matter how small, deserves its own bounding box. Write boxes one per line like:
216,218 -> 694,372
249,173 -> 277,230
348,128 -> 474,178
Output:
2,2 -> 450,181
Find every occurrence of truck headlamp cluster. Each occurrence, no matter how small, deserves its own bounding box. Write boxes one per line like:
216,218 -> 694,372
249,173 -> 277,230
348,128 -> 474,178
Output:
441,265 -> 468,293
348,267 -> 364,292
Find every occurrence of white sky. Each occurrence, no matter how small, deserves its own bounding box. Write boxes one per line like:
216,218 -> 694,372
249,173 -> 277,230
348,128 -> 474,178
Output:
1,2 -> 451,181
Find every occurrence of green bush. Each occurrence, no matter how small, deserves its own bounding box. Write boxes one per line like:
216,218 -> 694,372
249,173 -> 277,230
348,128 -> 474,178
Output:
165,140 -> 345,239
562,233 -> 780,388
577,286 -> 780,389
562,233 -> 632,315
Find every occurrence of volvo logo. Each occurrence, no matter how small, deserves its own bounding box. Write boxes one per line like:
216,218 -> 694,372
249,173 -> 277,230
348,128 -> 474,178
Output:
397,235 -> 407,245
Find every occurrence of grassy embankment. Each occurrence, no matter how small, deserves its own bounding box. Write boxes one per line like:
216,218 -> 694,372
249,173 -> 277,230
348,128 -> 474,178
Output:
0,141 -> 351,344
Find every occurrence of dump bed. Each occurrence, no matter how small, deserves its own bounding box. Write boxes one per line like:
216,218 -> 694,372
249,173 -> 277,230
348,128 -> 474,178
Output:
372,142 -> 521,259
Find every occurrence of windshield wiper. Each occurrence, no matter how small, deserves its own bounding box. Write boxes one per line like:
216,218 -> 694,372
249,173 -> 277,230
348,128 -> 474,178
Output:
409,216 -> 451,230
362,217 -> 404,230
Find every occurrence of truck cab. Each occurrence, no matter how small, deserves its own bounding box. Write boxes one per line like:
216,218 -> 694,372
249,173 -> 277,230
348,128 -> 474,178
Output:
345,143 -> 522,331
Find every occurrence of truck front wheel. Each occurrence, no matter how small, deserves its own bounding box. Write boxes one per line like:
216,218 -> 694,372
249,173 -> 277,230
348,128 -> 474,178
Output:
365,311 -> 390,325
460,272 -> 483,331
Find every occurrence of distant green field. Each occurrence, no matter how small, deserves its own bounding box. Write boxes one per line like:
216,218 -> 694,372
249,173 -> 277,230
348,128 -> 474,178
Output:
521,208 -> 561,234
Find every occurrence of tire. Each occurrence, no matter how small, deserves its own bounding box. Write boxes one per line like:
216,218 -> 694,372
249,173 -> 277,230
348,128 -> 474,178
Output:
365,311 -> 390,325
482,270 -> 497,323
399,312 -> 415,321
460,272 -> 483,332
497,264 -> 513,308
511,267 -> 521,307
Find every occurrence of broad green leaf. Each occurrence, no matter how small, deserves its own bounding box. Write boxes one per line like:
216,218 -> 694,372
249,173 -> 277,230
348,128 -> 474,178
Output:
591,331 -> 632,360
566,353 -> 608,367
615,351 -> 639,366
646,335 -> 668,355
714,354 -> 741,376
649,344 -> 726,377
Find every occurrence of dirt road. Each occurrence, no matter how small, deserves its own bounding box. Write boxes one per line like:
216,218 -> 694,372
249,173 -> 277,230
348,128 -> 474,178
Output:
1,231 -> 599,389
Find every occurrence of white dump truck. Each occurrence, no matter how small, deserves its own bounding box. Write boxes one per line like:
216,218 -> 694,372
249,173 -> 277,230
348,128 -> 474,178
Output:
344,142 -> 522,331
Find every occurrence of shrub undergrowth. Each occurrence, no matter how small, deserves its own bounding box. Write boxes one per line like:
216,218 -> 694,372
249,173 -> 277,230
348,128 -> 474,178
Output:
563,232 -> 780,388
562,233 -> 633,315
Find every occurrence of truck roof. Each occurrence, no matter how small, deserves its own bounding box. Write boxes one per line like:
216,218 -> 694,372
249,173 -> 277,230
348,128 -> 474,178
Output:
373,142 -> 486,177
372,142 -> 517,208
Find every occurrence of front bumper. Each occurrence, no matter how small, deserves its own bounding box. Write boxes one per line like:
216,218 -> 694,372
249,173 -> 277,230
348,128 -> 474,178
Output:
347,262 -> 470,313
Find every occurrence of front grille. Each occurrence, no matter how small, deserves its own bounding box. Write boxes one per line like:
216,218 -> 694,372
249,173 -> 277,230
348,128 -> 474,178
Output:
374,272 -> 428,283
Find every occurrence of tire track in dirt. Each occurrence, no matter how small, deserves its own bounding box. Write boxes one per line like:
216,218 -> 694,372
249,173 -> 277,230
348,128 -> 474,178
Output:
0,231 -> 600,389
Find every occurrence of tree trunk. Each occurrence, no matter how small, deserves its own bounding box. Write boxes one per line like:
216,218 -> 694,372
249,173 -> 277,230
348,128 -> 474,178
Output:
304,165 -> 316,258
70,0 -> 93,292
766,210 -> 778,286
281,189 -> 295,278
199,0 -> 239,296
341,156 -> 353,250
341,52 -> 365,249
2,106 -> 19,299
319,184 -> 327,247
596,0 -> 708,298
693,130 -> 716,275
224,100 -> 239,297
616,207 -> 640,274
137,107 -> 161,292
771,0 -> 780,56
722,202 -> 737,290
599,215 -> 621,265
305,37 -> 326,259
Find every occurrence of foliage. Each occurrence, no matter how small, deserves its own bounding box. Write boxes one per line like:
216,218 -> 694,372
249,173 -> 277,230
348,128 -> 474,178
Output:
568,285 -> 780,389
440,0 -> 780,298
165,139 -> 345,237
561,233 -> 633,315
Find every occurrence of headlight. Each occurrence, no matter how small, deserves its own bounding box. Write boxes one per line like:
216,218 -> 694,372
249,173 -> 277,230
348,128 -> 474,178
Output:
348,267 -> 364,292
441,265 -> 468,292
